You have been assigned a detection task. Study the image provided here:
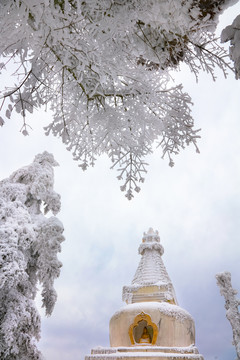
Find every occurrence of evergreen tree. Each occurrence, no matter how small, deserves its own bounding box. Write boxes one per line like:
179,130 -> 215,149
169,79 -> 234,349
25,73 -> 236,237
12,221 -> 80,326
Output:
0,151 -> 64,360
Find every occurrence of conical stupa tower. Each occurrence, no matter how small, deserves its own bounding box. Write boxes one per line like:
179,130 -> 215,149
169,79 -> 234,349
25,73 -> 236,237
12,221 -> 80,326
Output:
85,229 -> 204,360
122,228 -> 177,305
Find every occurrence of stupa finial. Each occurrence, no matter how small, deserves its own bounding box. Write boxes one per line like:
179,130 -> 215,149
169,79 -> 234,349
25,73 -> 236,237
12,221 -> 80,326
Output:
142,228 -> 160,243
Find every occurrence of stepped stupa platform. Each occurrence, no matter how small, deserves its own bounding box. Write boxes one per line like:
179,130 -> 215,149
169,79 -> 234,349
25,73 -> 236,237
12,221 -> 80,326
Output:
85,229 -> 204,360
86,346 -> 203,360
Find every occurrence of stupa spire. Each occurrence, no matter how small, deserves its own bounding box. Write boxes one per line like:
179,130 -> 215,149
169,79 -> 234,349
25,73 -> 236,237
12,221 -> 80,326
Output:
122,228 -> 178,304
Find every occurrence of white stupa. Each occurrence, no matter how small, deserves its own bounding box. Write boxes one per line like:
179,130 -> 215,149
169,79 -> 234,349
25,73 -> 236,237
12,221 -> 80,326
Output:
85,229 -> 204,360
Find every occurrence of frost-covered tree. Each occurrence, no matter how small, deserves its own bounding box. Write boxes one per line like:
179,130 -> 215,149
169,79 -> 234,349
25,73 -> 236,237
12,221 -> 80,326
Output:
216,271 -> 240,359
221,13 -> 240,78
0,151 -> 64,360
0,0 -> 239,198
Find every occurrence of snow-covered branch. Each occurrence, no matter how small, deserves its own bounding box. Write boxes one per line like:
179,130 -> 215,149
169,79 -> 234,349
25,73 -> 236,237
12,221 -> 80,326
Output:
0,0 -> 238,198
221,14 -> 240,79
216,271 -> 240,359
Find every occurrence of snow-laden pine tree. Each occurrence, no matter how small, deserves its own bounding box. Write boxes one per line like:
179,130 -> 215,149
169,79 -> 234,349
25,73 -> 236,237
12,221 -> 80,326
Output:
216,272 -> 240,359
0,0 -> 239,198
0,151 -> 64,360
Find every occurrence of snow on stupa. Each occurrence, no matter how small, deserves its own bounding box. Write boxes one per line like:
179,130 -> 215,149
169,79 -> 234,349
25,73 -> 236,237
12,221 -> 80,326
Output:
85,229 -> 204,360
122,228 -> 178,305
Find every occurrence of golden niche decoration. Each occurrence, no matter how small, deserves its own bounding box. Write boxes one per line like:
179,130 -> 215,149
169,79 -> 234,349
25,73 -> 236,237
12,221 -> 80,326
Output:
128,312 -> 158,345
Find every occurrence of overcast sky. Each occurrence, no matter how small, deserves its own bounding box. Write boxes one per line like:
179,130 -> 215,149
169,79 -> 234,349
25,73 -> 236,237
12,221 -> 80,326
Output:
1,3 -> 240,360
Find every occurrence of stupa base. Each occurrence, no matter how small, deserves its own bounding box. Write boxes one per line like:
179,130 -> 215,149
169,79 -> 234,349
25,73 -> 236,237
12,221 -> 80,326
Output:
85,345 -> 204,360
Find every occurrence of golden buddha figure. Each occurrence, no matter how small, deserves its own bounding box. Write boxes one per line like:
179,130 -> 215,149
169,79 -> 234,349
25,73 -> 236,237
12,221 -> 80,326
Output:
139,327 -> 151,344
